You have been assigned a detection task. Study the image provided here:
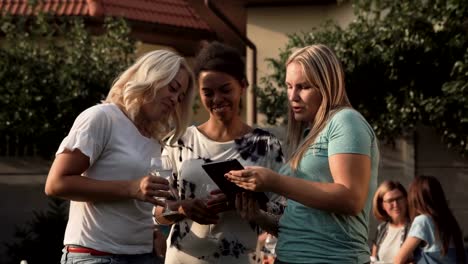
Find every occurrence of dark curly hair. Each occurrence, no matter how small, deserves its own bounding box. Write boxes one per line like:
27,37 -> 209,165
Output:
193,41 -> 247,86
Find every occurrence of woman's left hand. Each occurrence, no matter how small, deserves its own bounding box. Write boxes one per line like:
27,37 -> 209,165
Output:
206,189 -> 233,214
225,166 -> 276,192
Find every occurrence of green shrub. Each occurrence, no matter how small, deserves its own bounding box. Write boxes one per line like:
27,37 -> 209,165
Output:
4,198 -> 68,264
0,13 -> 136,158
258,0 -> 468,154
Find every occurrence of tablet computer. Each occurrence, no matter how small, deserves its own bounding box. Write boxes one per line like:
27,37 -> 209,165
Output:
201,159 -> 269,208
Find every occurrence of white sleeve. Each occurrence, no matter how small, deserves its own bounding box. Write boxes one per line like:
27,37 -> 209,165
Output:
260,133 -> 286,214
56,105 -> 111,166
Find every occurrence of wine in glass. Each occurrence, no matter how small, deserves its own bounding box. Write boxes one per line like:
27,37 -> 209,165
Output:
150,155 -> 178,214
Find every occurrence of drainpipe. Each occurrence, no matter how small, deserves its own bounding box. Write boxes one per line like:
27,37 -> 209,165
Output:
204,0 -> 257,124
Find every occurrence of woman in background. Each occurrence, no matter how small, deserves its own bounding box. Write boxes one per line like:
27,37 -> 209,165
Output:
394,175 -> 466,264
371,180 -> 410,263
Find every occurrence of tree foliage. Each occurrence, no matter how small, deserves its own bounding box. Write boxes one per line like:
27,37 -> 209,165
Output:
3,198 -> 68,264
0,14 -> 135,158
258,0 -> 468,154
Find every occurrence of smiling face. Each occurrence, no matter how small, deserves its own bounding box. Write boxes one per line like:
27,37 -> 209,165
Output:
286,62 -> 323,124
198,71 -> 245,123
140,68 -> 189,122
382,189 -> 408,223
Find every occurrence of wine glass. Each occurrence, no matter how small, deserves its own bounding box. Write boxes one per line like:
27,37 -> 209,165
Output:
150,155 -> 178,214
264,234 -> 277,258
200,181 -> 218,240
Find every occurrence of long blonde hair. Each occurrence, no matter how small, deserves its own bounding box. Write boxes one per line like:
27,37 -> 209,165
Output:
286,44 -> 351,170
105,49 -> 195,144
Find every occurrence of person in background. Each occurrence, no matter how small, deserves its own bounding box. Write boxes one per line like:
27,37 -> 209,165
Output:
226,44 -> 380,263
45,49 -> 195,264
370,180 -> 410,263
155,41 -> 285,264
394,175 -> 467,264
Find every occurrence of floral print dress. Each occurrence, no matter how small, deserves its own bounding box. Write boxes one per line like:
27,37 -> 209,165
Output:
163,126 -> 284,264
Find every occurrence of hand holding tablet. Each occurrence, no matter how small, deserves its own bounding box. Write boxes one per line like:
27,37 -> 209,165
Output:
201,159 -> 269,209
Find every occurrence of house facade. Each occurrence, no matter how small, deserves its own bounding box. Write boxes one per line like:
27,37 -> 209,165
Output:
0,1 -> 466,261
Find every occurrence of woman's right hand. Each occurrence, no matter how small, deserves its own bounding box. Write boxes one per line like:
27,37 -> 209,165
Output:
177,199 -> 219,225
235,192 -> 262,222
130,175 -> 170,207
235,192 -> 280,235
225,166 -> 278,192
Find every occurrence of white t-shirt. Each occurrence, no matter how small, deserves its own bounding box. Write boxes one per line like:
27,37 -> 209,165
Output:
378,225 -> 405,263
163,126 -> 284,264
58,103 -> 161,254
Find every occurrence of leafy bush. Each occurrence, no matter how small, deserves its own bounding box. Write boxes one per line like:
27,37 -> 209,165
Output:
0,13 -> 136,158
258,0 -> 468,154
4,198 -> 68,264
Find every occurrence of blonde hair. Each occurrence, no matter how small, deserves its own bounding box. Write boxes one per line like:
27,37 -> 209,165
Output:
105,49 -> 195,144
286,44 -> 351,169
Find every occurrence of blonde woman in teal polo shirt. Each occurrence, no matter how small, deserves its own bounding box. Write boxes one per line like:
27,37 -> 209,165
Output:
226,44 -> 379,264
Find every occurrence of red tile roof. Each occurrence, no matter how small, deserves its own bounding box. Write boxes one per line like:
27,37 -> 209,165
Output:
0,0 -> 211,31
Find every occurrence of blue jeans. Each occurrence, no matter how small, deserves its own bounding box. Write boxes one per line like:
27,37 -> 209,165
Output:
60,247 -> 158,264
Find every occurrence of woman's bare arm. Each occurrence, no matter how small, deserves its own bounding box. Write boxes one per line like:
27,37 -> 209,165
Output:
45,149 -> 169,205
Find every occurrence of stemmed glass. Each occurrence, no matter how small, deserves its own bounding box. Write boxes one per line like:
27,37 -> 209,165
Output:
149,155 -> 178,215
200,181 -> 218,240
264,234 -> 278,258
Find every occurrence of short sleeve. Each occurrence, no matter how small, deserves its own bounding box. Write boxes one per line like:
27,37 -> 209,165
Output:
327,109 -> 375,157
265,137 -> 285,173
408,215 -> 435,247
56,105 -> 112,166
251,128 -> 285,172
255,130 -> 286,214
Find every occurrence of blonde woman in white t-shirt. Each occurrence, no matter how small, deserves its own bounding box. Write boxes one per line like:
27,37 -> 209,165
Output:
371,181 -> 410,263
44,49 -> 196,264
